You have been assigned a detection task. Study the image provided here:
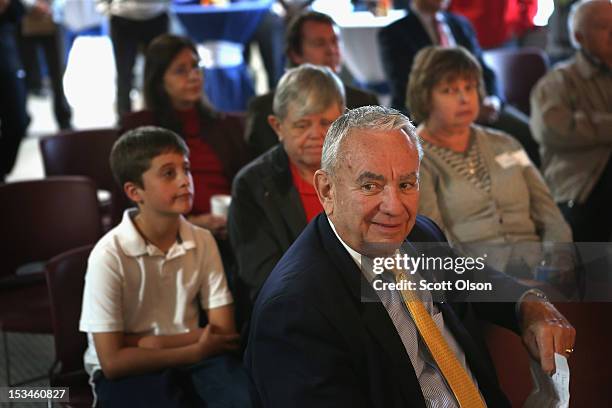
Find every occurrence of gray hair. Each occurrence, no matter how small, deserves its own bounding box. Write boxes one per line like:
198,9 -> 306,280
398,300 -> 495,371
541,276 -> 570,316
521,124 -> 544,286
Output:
321,106 -> 423,176
568,0 -> 609,49
272,63 -> 346,120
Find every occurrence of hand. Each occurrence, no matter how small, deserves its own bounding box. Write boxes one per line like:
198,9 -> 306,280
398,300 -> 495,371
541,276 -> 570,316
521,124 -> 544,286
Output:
195,325 -> 240,360
478,96 -> 501,124
188,213 -> 227,239
519,297 -> 576,374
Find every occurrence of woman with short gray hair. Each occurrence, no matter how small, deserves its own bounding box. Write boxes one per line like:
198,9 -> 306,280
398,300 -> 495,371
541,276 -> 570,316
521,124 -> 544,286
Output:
228,64 -> 346,305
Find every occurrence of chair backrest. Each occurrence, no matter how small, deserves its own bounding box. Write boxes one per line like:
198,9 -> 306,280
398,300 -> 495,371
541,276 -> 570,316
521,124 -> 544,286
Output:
0,176 -> 102,278
483,47 -> 549,115
39,128 -> 120,193
45,244 -> 93,375
39,128 -> 132,227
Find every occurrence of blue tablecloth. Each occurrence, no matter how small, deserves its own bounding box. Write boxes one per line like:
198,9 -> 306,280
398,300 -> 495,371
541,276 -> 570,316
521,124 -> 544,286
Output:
172,0 -> 272,112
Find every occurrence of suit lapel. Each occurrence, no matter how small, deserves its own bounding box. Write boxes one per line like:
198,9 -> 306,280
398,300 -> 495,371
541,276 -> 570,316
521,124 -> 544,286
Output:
316,215 -> 426,407
316,214 -> 509,406
405,10 -> 434,47
444,13 -> 471,49
361,300 -> 427,406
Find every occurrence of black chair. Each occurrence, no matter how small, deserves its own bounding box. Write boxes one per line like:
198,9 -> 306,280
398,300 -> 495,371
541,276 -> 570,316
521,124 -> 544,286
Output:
0,176 -> 102,385
45,245 -> 95,407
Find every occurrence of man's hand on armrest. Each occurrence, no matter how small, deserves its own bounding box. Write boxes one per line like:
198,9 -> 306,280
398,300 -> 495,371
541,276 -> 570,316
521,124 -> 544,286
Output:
519,292 -> 576,375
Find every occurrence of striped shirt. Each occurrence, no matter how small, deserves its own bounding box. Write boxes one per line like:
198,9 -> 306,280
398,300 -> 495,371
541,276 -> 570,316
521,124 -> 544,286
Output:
423,135 -> 492,193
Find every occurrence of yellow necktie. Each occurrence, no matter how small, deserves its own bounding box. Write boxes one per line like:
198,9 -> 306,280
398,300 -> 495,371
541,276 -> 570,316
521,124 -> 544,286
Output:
395,272 -> 486,408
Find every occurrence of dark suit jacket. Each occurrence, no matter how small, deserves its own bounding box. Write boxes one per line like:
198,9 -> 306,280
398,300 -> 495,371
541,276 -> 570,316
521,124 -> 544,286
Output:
378,10 -> 501,111
245,84 -> 379,157
121,110 -> 251,184
228,145 -> 308,303
246,214 -> 528,407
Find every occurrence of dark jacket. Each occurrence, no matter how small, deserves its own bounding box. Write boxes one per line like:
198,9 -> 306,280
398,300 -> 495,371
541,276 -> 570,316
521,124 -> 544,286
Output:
378,10 -> 501,112
228,145 -> 307,303
245,84 -> 379,157
246,213 -> 526,407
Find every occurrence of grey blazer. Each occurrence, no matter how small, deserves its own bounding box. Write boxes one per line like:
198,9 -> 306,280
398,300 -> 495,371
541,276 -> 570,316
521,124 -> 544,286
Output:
418,125 -> 572,271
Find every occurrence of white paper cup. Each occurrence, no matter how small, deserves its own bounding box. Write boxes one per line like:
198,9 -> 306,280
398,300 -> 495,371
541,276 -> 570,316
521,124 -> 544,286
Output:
210,194 -> 232,217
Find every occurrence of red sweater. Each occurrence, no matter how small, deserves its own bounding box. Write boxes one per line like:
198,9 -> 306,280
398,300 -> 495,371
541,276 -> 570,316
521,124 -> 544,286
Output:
177,108 -> 231,214
449,0 -> 537,49
289,162 -> 323,222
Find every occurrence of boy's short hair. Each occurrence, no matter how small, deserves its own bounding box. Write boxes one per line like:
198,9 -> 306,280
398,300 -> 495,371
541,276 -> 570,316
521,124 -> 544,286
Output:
110,126 -> 189,188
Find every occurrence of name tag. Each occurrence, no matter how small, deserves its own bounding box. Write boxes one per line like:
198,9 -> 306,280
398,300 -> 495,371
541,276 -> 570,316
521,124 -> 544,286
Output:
495,150 -> 531,168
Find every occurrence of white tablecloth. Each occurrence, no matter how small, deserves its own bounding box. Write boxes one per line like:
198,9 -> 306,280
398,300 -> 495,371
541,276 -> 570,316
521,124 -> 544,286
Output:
336,10 -> 406,104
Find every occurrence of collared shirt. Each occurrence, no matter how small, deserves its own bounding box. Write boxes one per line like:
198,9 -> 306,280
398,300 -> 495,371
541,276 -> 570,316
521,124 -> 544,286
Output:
411,4 -> 457,47
327,218 -> 483,408
79,209 -> 233,375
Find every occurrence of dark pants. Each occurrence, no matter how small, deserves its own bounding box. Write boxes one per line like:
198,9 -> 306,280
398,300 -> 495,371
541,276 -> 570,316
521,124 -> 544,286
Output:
0,28 -> 30,181
559,158 -> 612,243
248,11 -> 285,90
94,355 -> 259,408
16,29 -> 72,129
109,13 -> 168,118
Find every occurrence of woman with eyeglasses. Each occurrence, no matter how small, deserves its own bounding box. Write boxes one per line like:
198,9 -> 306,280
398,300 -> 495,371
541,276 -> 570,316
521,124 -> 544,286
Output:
408,46 -> 573,279
121,34 -> 251,236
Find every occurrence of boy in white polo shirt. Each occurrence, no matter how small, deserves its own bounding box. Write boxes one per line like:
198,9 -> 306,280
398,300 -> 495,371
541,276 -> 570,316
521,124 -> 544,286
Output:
79,126 -> 256,407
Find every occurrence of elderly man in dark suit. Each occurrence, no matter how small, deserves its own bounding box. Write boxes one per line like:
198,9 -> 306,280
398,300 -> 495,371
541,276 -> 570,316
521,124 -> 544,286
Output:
245,10 -> 378,157
229,63 -> 345,306
245,106 -> 575,407
378,0 -> 540,166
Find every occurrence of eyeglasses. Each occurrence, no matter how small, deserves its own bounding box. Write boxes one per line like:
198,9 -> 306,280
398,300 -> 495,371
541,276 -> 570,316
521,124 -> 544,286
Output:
168,61 -> 205,78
